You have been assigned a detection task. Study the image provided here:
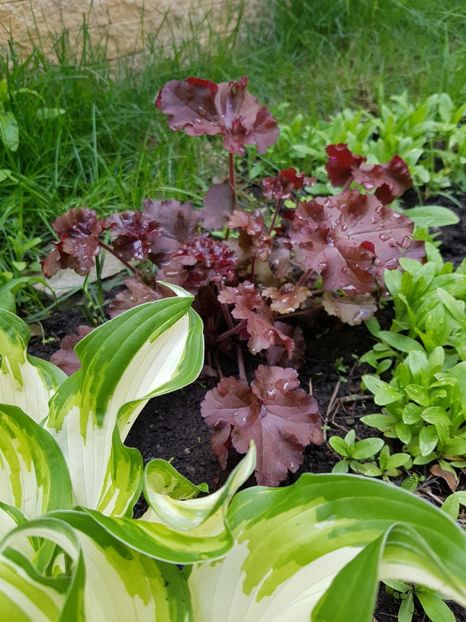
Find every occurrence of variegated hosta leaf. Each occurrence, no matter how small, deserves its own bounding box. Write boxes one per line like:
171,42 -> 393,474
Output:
188,474 -> 466,621
83,447 -> 256,565
0,405 -> 72,518
0,309 -> 66,423
44,296 -> 204,516
0,512 -> 192,621
0,517 -> 82,622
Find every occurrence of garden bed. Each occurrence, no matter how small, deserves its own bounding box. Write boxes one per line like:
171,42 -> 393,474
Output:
30,192 -> 466,491
27,193 -> 466,621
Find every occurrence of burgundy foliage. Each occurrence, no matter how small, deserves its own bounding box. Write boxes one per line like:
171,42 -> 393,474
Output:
325,144 -> 366,187
229,209 -> 272,262
352,155 -> 413,204
218,282 -> 294,356
50,325 -> 93,375
156,76 -> 279,155
158,235 -> 237,293
200,181 -> 235,231
289,190 -> 418,294
262,167 -> 315,200
43,76 -> 423,487
105,211 -> 160,262
201,365 -> 323,485
42,208 -> 103,277
326,144 -> 412,204
143,198 -> 201,261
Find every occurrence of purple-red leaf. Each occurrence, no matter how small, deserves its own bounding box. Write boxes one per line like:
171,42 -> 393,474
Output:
200,182 -> 235,231
266,322 -> 305,369
155,77 -> 220,137
201,365 -> 323,485
352,155 -> 412,203
156,76 -> 279,155
325,144 -> 366,187
325,145 -> 412,202
229,209 -> 272,262
143,198 -> 200,259
159,234 -> 237,293
218,281 -> 294,355
105,211 -> 160,262
289,190 -> 423,294
41,208 -> 103,277
50,325 -> 93,375
262,167 -> 315,200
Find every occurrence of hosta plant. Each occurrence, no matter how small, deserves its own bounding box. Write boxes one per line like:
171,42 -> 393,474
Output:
0,301 -> 466,620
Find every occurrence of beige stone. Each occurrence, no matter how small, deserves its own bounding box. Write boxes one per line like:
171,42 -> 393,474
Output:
0,0 -> 256,59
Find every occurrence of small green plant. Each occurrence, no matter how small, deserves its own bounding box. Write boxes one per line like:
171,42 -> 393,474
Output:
329,430 -> 411,479
385,580 -> 457,622
442,491 -> 466,521
362,347 -> 466,479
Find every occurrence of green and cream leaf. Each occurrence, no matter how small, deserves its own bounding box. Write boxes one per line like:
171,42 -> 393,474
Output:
0,309 -> 66,423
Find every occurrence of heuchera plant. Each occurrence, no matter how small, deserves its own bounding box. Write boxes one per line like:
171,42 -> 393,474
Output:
0,304 -> 465,620
42,76 -> 424,484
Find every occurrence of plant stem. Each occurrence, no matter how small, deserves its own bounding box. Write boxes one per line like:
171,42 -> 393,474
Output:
97,239 -> 142,279
228,152 -> 237,205
215,319 -> 246,344
220,300 -> 247,381
267,197 -> 281,234
236,343 -> 247,382
225,152 -> 238,241
297,268 -> 312,287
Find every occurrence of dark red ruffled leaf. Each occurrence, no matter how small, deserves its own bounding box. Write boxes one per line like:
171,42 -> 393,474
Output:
201,365 -> 323,485
105,211 -> 160,262
229,209 -> 272,262
156,76 -> 279,155
289,190 -> 423,295
325,144 -> 366,187
143,198 -> 200,259
325,145 -> 412,202
218,281 -> 294,355
108,277 -> 162,318
41,208 -> 103,277
158,234 -> 237,293
266,322 -> 305,369
200,182 -> 235,231
262,167 -> 315,200
352,155 -> 412,203
50,325 -> 93,375
155,77 -> 220,137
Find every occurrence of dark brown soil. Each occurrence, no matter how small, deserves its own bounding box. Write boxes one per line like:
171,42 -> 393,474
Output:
27,191 -> 466,622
